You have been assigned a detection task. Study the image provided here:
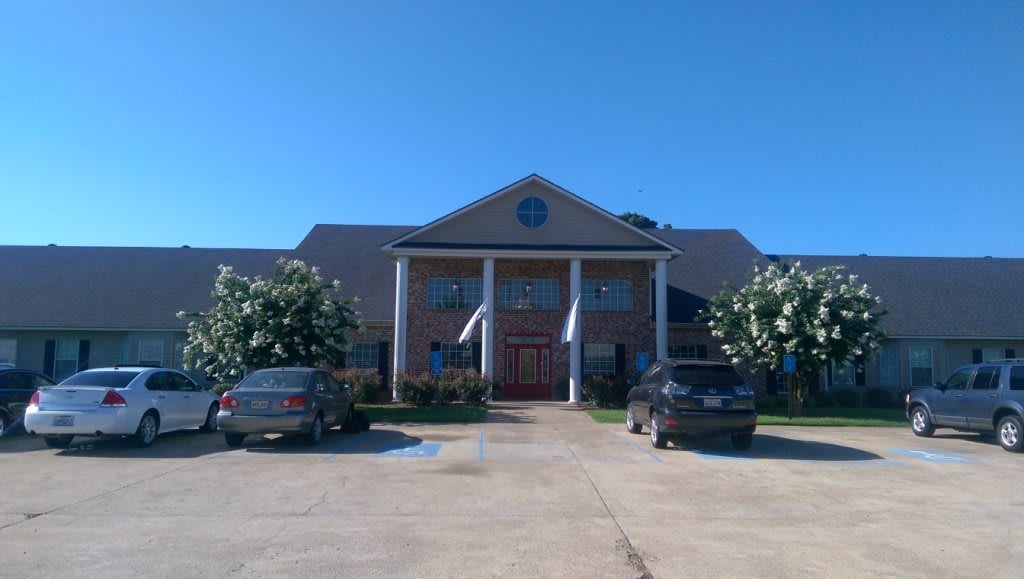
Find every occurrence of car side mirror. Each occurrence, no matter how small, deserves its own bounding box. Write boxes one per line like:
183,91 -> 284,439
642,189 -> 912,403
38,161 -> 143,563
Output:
934,381 -> 946,391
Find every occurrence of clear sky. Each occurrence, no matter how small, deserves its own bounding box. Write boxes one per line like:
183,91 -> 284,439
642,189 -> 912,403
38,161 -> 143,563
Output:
2,1 -> 1021,257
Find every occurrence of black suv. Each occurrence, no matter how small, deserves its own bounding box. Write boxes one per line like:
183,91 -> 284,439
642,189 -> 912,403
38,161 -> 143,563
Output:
906,359 -> 1024,452
625,360 -> 757,450
0,368 -> 56,436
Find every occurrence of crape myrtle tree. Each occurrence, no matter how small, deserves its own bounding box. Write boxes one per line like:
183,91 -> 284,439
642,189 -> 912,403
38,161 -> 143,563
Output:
701,261 -> 886,417
178,258 -> 359,380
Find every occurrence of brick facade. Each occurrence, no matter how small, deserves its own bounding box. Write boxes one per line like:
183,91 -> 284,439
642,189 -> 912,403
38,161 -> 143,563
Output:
400,257 -> 657,398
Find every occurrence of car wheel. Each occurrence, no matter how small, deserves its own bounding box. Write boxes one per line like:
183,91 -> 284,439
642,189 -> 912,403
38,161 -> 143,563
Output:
44,435 -> 73,449
626,406 -> 642,434
910,406 -> 935,437
997,415 -> 1024,453
199,404 -> 219,433
225,433 -> 245,448
306,414 -> 324,446
341,407 -> 357,433
731,432 -> 753,450
650,412 -> 667,449
134,412 -> 159,448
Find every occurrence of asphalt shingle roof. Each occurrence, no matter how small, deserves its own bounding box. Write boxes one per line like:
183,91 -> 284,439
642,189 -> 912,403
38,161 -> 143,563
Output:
0,246 -> 288,329
776,255 -> 1024,338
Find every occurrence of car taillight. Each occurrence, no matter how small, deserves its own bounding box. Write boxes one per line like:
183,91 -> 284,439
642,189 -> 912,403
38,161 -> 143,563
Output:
100,390 -> 127,407
221,394 -> 240,408
281,396 -> 307,408
29,391 -> 40,407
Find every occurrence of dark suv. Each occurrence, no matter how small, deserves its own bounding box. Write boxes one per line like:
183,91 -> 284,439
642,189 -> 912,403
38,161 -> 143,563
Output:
0,368 -> 56,436
625,359 -> 757,450
906,359 -> 1024,452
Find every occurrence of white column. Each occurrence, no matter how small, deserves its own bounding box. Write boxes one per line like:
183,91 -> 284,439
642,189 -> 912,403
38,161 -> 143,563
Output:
655,259 -> 668,361
569,259 -> 582,403
392,256 -> 409,401
482,258 -> 495,381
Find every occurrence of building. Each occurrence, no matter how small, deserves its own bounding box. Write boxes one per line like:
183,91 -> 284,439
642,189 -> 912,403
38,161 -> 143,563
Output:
2,175 -> 1022,400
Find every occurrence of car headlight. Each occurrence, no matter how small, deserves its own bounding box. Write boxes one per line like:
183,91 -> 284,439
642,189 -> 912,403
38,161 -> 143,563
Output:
665,383 -> 691,402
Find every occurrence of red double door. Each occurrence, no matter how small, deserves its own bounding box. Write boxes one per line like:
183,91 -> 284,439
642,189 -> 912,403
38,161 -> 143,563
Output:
503,335 -> 552,400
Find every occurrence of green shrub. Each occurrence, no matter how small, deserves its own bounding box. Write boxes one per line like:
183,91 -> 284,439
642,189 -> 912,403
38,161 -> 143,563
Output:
863,388 -> 895,408
834,389 -> 862,407
395,371 -> 437,407
211,383 -> 235,396
490,380 -> 504,401
436,369 -> 491,406
331,368 -> 382,404
437,369 -> 462,404
583,374 -> 630,408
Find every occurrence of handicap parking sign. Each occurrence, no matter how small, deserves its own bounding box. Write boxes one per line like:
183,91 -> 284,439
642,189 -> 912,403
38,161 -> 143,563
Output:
636,352 -> 649,372
430,351 -> 443,376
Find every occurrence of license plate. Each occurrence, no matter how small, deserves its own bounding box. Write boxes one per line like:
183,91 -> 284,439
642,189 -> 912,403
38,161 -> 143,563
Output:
250,400 -> 269,409
703,398 -> 722,408
53,416 -> 74,426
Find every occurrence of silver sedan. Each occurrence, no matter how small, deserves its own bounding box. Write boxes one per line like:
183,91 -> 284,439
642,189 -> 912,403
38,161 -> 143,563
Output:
217,367 -> 353,447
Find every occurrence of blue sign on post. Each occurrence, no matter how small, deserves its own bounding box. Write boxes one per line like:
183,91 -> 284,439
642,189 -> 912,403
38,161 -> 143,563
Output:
430,351 -> 443,376
783,354 -> 797,374
635,352 -> 649,372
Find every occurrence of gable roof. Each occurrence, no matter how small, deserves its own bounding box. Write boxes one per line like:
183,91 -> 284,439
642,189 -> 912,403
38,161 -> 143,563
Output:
651,229 -> 768,324
775,255 -> 1024,338
294,224 -> 417,322
0,246 -> 288,330
381,174 -> 683,259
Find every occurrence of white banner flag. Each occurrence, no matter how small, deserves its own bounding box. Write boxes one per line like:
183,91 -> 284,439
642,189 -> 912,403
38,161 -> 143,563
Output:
560,295 -> 581,344
458,298 -> 488,344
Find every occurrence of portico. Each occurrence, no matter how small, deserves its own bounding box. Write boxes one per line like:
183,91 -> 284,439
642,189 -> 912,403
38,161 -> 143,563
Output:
381,175 -> 682,402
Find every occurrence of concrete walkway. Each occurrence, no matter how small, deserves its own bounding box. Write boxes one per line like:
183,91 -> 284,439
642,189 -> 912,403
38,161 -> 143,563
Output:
484,400 -> 607,428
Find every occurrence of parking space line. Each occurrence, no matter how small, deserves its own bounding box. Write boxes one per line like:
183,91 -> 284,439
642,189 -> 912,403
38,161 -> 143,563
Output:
889,448 -> 980,463
479,430 -> 485,462
611,431 -> 662,463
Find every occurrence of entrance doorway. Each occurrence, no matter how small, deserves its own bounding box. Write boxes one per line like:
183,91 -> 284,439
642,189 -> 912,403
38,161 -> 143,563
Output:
504,335 -> 552,399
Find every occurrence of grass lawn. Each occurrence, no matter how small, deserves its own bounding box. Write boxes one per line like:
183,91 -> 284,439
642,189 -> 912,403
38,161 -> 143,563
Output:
586,407 -> 907,427
360,404 -> 487,424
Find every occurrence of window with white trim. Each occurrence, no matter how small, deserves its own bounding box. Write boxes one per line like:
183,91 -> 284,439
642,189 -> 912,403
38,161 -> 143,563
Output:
440,342 -> 473,370
499,279 -> 559,310
349,343 -> 379,369
668,345 -> 707,360
910,347 -> 933,388
0,339 -> 16,365
581,280 -> 632,311
427,278 -> 482,310
139,339 -> 164,367
54,339 -> 79,381
982,348 -> 1005,363
584,343 -> 615,375
831,361 -> 856,387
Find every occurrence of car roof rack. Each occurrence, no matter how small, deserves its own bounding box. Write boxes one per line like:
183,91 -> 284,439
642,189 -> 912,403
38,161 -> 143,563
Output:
988,359 -> 1024,364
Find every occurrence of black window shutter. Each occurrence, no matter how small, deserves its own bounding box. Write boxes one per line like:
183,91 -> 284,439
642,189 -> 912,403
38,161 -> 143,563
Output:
826,363 -> 833,386
972,349 -> 983,364
430,342 -> 440,352
766,368 -> 777,395
1005,349 -> 1016,359
471,342 -> 482,373
696,345 -> 708,360
579,342 -> 585,377
377,342 -> 389,389
855,354 -> 866,386
44,340 -> 56,379
614,344 -> 626,376
78,340 -> 91,372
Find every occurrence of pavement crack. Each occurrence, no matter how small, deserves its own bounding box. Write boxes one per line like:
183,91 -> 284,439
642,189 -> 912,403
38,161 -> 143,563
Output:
303,491 -> 329,515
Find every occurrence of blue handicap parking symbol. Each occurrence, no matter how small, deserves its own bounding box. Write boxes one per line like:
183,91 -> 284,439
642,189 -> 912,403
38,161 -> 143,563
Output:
891,449 -> 976,463
375,442 -> 442,458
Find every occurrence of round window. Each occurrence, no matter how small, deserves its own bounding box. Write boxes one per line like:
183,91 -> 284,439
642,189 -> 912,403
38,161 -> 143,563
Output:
516,197 -> 548,229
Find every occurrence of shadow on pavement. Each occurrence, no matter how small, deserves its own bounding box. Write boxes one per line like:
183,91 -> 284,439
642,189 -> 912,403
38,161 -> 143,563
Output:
242,428 -> 423,455
672,434 -> 885,462
51,429 -> 234,459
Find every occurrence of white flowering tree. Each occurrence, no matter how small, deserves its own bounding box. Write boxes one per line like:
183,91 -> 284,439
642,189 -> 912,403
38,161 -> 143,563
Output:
177,259 -> 359,380
702,262 -> 886,417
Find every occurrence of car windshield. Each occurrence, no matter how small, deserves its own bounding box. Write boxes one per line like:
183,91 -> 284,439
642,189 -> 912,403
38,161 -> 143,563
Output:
235,370 -> 309,390
61,371 -> 141,389
670,366 -> 744,387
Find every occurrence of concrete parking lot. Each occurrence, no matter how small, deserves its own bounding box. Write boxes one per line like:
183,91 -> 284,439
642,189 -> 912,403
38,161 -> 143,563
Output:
1,402 -> 1021,578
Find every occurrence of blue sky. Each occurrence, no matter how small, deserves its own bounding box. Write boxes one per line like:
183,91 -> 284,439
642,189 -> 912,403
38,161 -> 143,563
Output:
2,1 -> 1021,257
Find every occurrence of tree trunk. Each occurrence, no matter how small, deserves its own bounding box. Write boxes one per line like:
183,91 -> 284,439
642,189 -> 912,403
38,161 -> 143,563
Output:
788,372 -> 804,418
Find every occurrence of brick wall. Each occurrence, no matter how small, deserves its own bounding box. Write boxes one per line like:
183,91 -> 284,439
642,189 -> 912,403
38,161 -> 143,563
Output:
402,257 -> 657,396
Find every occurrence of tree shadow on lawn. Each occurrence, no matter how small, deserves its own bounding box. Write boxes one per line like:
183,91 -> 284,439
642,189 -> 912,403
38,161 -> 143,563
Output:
241,428 -> 423,456
669,434 -> 885,462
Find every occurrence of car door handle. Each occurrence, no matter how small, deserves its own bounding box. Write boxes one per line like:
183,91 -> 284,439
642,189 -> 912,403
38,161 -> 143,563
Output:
989,394 -> 999,398
158,395 -> 166,399
183,395 -> 191,399
954,394 -> 963,398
